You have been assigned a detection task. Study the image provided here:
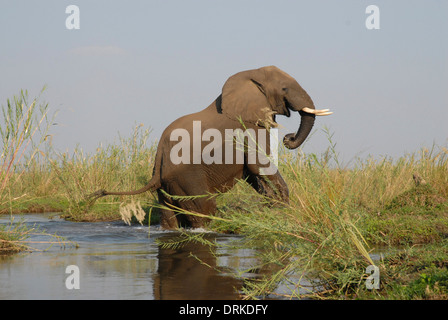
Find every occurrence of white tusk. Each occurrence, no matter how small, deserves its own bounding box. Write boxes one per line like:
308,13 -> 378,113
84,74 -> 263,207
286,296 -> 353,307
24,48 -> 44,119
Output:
316,111 -> 333,116
301,107 -> 315,114
302,107 -> 333,116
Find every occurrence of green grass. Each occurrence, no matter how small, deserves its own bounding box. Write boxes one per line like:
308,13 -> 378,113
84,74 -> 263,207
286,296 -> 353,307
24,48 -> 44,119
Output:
1,121 -> 157,222
355,240 -> 448,300
361,183 -> 448,246
0,88 -> 56,253
1,90 -> 448,299
0,217 -> 34,254
190,132 -> 448,299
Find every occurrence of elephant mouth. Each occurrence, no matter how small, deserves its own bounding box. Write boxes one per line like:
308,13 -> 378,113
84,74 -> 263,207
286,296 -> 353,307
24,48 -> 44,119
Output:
282,98 -> 292,117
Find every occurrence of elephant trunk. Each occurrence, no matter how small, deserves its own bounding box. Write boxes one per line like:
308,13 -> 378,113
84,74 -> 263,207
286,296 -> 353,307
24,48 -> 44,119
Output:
283,110 -> 316,149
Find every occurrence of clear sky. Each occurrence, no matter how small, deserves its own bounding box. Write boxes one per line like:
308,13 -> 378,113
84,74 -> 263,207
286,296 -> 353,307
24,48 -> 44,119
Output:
1,1 -> 447,164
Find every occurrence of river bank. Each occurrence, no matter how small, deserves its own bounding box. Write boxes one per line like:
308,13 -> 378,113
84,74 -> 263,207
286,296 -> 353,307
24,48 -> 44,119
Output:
1,91 -> 447,299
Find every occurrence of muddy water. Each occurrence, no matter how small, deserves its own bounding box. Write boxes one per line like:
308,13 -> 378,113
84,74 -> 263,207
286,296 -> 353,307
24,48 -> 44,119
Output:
0,214 -> 262,300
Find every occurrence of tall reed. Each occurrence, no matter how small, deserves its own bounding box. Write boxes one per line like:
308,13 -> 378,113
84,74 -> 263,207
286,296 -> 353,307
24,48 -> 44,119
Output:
0,88 -> 56,253
53,124 -> 157,220
1,88 -> 53,203
176,129 -> 448,299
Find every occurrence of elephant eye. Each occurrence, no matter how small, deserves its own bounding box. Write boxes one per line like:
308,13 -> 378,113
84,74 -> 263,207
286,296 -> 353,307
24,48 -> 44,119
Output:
282,88 -> 288,93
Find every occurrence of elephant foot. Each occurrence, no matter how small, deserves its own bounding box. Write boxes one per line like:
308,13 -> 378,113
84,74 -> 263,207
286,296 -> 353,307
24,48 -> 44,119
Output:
160,209 -> 180,230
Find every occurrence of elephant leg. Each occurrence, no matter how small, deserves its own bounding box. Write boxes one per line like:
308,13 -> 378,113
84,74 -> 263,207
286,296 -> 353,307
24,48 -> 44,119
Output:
157,189 -> 179,229
161,181 -> 217,229
244,167 -> 289,204
178,196 -> 217,229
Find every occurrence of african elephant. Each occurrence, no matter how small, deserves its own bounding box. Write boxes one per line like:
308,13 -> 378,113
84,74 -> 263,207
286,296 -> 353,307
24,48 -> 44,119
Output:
90,66 -> 332,229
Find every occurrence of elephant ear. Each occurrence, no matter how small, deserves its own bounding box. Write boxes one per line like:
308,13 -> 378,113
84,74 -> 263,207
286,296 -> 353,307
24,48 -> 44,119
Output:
221,68 -> 273,126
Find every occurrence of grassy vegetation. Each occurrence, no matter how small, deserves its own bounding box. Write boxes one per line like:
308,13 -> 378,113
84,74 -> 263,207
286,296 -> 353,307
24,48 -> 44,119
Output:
0,217 -> 34,254
1,88 -> 53,253
0,89 -> 75,253
170,132 -> 448,299
1,121 -> 157,222
1,90 -> 447,299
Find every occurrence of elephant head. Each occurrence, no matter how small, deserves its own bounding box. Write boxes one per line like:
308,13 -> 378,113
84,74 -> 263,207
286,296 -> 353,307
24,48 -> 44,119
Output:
221,66 -> 332,149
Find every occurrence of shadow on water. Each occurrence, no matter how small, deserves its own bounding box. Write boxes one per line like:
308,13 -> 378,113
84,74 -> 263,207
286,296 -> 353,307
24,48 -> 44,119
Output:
0,214 -> 259,300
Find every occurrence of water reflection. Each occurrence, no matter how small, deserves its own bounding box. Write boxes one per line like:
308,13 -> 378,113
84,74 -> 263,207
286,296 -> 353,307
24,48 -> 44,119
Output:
0,214 -> 255,300
154,235 -> 242,300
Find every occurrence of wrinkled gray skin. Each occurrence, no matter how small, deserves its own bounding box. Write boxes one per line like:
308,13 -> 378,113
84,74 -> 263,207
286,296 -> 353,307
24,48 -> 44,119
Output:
91,66 -> 320,229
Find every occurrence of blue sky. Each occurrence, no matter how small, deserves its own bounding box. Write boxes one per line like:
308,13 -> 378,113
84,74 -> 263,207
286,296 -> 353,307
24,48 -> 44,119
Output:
1,1 -> 447,163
